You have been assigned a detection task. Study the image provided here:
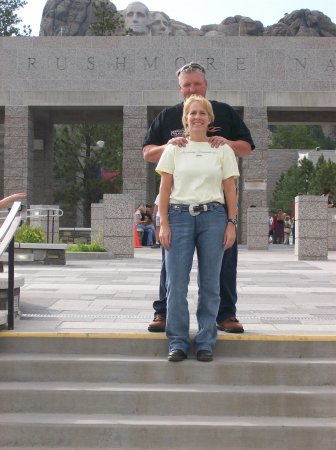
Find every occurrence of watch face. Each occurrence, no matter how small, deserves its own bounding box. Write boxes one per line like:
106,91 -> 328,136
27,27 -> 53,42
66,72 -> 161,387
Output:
228,218 -> 237,225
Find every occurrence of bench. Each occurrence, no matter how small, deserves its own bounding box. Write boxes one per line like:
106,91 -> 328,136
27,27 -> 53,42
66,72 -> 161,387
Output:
14,243 -> 67,265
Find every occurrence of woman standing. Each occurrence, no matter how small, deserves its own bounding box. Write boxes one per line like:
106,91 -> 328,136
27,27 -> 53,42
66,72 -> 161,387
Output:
157,95 -> 239,362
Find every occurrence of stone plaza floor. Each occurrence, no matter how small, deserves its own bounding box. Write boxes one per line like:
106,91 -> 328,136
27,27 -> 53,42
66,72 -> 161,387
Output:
10,245 -> 336,336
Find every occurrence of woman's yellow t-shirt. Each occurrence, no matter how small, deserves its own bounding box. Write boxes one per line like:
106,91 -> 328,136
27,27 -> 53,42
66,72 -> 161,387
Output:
156,141 -> 239,205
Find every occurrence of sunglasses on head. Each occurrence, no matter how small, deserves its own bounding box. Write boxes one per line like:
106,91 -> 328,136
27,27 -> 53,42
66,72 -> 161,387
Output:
176,62 -> 206,76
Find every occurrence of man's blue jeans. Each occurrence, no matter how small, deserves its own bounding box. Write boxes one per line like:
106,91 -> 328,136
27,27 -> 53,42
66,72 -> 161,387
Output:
165,205 -> 226,354
153,234 -> 238,323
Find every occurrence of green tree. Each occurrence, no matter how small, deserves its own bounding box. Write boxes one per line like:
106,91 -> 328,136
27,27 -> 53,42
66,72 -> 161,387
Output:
53,123 -> 123,226
308,156 -> 336,196
89,0 -> 126,36
0,0 -> 31,36
270,158 -> 314,213
269,125 -> 320,149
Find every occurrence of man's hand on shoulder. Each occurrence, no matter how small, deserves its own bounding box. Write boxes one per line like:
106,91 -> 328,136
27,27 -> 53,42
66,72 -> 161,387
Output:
143,137 -> 188,163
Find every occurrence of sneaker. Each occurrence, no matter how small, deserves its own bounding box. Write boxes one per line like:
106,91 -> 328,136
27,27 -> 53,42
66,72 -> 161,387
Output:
151,243 -> 161,249
148,314 -> 166,332
217,317 -> 244,333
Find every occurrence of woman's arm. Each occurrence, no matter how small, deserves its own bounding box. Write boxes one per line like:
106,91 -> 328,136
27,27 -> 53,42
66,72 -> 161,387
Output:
158,172 -> 173,250
0,192 -> 26,209
223,177 -> 237,251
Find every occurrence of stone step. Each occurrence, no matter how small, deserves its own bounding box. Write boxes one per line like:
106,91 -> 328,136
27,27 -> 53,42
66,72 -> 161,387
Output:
1,334 -> 336,358
0,414 -> 335,449
0,353 -> 335,385
0,382 -> 335,417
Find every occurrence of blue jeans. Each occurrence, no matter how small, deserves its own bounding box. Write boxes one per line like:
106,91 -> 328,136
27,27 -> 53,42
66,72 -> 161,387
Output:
153,235 -> 238,323
165,205 -> 226,354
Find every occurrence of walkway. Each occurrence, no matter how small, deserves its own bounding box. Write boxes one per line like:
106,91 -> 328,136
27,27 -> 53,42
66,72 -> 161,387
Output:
7,245 -> 335,336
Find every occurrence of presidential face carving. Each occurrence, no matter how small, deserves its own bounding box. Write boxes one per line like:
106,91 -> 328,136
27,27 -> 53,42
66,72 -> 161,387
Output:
124,2 -> 151,35
151,11 -> 171,36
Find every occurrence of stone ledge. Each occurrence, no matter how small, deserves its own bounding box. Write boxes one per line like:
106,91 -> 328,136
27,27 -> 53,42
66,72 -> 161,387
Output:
66,252 -> 114,260
15,243 -> 68,250
0,273 -> 25,289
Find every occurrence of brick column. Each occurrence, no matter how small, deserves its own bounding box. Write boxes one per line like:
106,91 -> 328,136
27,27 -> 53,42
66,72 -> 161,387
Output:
240,107 -> 270,244
295,195 -> 328,260
4,106 -> 34,199
122,106 -> 151,206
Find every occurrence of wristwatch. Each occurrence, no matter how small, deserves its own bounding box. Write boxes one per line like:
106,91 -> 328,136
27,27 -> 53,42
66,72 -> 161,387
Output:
227,218 -> 238,225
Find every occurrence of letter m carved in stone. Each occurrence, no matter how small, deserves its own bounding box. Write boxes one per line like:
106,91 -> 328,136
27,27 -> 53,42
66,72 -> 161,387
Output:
144,57 -> 158,70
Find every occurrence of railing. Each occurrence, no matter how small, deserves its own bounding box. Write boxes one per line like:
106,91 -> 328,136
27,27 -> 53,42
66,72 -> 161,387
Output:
0,201 -> 24,330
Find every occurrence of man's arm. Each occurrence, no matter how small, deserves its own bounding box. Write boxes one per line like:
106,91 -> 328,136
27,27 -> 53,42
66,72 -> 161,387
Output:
209,136 -> 252,157
143,136 -> 188,163
143,144 -> 166,164
226,139 -> 252,157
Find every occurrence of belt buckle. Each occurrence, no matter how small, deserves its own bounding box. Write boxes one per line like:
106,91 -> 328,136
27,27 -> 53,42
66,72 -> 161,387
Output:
189,204 -> 200,216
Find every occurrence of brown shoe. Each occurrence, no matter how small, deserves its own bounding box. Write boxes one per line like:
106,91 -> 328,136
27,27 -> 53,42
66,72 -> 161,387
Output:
148,314 -> 166,332
217,317 -> 244,334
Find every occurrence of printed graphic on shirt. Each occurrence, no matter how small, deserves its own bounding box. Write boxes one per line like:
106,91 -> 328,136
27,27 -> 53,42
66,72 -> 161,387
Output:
170,129 -> 185,137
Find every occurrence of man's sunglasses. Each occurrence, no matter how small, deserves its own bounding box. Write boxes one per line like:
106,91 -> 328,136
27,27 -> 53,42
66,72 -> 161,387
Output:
176,62 -> 206,76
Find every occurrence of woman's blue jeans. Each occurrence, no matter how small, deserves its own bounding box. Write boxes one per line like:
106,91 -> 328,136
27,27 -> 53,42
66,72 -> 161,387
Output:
165,205 -> 226,354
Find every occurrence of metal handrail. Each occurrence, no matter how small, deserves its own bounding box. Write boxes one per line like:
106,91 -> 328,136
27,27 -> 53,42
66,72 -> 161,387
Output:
0,201 -> 24,330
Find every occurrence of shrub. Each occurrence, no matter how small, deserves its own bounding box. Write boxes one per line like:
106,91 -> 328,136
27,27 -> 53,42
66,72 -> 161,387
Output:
66,241 -> 106,252
15,223 -> 45,243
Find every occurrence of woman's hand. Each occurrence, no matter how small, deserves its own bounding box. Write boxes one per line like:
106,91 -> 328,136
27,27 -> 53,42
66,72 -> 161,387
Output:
223,223 -> 236,250
159,223 -> 171,250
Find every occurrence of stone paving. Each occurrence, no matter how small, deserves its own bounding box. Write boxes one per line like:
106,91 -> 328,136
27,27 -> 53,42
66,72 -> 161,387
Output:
11,245 -> 336,335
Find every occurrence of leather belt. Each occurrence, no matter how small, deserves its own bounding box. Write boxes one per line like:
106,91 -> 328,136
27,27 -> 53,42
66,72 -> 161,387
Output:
169,202 -> 223,216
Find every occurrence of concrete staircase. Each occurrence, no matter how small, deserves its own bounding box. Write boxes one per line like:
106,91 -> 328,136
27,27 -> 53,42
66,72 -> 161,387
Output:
0,334 -> 335,449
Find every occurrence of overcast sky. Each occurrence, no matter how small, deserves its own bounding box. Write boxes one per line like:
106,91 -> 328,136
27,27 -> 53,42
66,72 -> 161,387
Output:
19,0 -> 336,35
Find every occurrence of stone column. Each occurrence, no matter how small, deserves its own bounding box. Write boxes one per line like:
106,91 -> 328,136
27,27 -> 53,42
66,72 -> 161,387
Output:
295,195 -> 328,260
240,107 -> 269,244
103,194 -> 134,259
0,124 -> 4,198
33,122 -> 54,204
4,106 -> 34,198
327,208 -> 336,251
247,206 -> 269,250
122,106 -> 150,207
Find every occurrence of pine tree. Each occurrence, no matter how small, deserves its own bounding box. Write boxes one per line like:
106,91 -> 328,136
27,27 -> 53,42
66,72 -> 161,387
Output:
0,0 -> 31,36
89,0 -> 125,36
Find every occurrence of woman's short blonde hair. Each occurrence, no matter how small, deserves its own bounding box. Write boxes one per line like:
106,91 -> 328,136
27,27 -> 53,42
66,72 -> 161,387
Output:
182,95 -> 214,131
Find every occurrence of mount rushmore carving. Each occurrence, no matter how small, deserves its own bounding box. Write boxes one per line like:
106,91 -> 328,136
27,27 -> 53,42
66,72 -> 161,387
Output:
39,0 -> 336,37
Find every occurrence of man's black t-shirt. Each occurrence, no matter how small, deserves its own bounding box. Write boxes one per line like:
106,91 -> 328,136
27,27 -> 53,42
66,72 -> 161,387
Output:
143,101 -> 255,148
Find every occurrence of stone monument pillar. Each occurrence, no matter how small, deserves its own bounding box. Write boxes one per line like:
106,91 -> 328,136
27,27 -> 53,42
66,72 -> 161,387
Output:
295,195 -> 328,260
327,208 -> 336,251
239,106 -> 269,244
33,122 -> 54,204
247,206 -> 269,250
103,193 -> 134,258
122,106 -> 149,205
4,106 -> 34,198
0,123 -> 4,198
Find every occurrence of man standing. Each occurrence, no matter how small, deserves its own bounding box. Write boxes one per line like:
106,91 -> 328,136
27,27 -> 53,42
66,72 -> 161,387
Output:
143,62 -> 255,334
